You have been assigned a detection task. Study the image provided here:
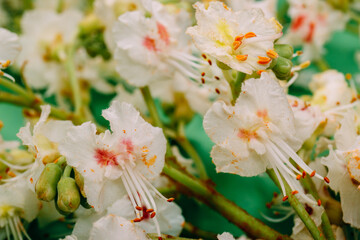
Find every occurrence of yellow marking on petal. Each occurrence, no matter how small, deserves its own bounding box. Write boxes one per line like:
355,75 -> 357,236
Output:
236,54 -> 248,61
143,155 -> 157,167
2,60 -> 11,68
266,49 -> 278,59
216,20 -> 234,44
257,56 -> 271,65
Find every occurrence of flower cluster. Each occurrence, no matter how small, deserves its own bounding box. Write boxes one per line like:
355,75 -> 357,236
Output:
0,0 -> 359,239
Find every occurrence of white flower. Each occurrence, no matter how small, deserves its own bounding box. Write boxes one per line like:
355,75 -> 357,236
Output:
309,70 -> 359,136
203,73 -> 326,201
0,28 -> 21,81
282,0 -> 348,61
17,9 -> 82,96
226,0 -> 277,18
217,232 -> 249,240
322,111 -> 360,228
58,101 -> 174,236
94,0 -> 142,51
186,1 -> 282,75
17,105 -> 74,190
0,174 -> 39,239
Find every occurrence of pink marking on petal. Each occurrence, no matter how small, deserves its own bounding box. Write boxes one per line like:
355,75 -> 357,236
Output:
95,149 -> 118,166
157,22 -> 170,45
143,36 -> 157,51
122,139 -> 134,153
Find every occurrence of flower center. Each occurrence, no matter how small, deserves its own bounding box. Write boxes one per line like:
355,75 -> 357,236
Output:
95,149 -> 118,166
143,36 -> 157,52
237,129 -> 257,141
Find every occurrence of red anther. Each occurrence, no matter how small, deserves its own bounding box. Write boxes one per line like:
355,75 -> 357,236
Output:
215,88 -> 220,94
310,171 -> 316,177
207,59 -> 212,65
201,54 -> 207,59
214,76 -> 220,80
317,199 -> 322,206
324,177 -> 330,183
201,78 -> 205,84
266,202 -> 272,209
273,192 -> 278,198
201,72 -> 205,76
146,208 -> 154,213
296,174 -> 301,180
282,196 -> 288,201
302,171 -> 306,178
292,190 -> 299,195
150,212 -> 156,218
135,206 -> 143,211
133,218 -> 142,222
167,198 -> 175,202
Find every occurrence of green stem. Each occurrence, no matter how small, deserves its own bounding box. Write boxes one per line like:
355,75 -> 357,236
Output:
63,165 -> 72,178
0,77 -> 34,100
177,122 -> 208,180
163,164 -> 291,240
147,234 -> 198,240
140,86 -> 173,157
65,45 -> 82,116
230,72 -> 246,105
300,176 -> 335,240
267,169 -> 325,240
183,222 -> 217,240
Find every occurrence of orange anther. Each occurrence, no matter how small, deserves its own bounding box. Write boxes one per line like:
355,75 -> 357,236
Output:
146,208 -> 154,213
215,88 -> 220,94
235,35 -> 244,41
135,206 -> 143,211
266,49 -> 278,59
296,174 -> 301,180
310,171 -> 316,177
282,196 -> 288,201
257,56 -> 271,65
346,73 -> 352,80
201,72 -> 205,76
167,198 -> 175,202
236,54 -> 248,61
317,199 -> 322,206
244,32 -> 257,38
133,218 -> 142,222
2,60 -> 11,68
324,177 -> 330,183
7,171 -> 16,177
292,190 -> 299,195
233,41 -> 242,50
150,212 -> 156,218
257,70 -> 265,75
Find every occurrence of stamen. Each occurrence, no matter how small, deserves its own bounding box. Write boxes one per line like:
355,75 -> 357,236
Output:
208,59 -> 212,65
135,206 -> 143,211
282,196 -> 288,201
133,218 -> 142,222
233,41 -> 241,50
257,56 -> 271,65
310,171 -> 316,177
215,88 -> 220,94
291,190 -> 298,195
234,35 -> 244,41
236,55 -> 248,61
2,60 -> 11,68
302,171 -> 306,178
167,198 -> 175,202
244,32 -> 257,38
296,175 -> 301,180
324,177 -> 330,183
201,54 -> 207,59
266,49 -> 278,59
201,72 -> 205,76
150,212 -> 156,218
146,208 -> 154,213
317,199 -> 322,206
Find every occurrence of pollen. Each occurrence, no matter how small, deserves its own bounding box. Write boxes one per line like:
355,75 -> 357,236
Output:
236,54 -> 248,61
266,49 -> 278,59
244,32 -> 257,38
257,56 -> 271,65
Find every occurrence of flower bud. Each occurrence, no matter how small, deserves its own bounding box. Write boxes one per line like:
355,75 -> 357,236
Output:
74,169 -> 86,197
35,163 -> 62,201
56,177 -> 81,214
271,56 -> 293,80
274,44 -> 294,59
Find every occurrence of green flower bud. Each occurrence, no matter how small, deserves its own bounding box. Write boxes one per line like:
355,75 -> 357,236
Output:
56,177 -> 81,214
216,60 -> 231,70
274,44 -> 294,59
272,56 -> 293,80
35,163 -> 62,201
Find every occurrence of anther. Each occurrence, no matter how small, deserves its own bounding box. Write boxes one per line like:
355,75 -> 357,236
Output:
310,171 -> 316,177
133,218 -> 142,222
135,206 -> 143,211
233,41 -> 241,50
302,171 -> 306,178
201,78 -> 205,84
266,49 -> 278,59
214,76 -> 220,80
291,190 -> 298,195
150,212 -> 156,218
215,88 -> 220,94
299,60 -> 310,69
282,196 -> 288,201
234,35 -> 244,41
146,208 -> 154,213
244,32 -> 256,38
158,237 -> 163,240
201,72 -> 205,76
266,202 -> 272,209
167,198 -> 175,202
207,59 -> 212,65
257,56 -> 271,65
346,73 -> 352,80
236,54 -> 248,61
2,60 -> 11,68
257,70 -> 265,75
296,174 -> 301,180
201,54 -> 207,59
324,177 -> 330,183
317,199 -> 322,206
